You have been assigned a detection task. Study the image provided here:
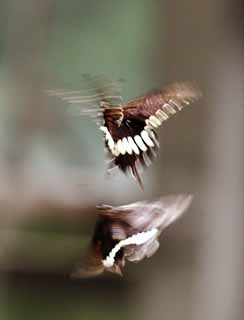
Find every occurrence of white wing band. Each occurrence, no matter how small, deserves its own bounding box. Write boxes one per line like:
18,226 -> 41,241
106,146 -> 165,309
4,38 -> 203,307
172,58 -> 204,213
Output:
102,228 -> 158,268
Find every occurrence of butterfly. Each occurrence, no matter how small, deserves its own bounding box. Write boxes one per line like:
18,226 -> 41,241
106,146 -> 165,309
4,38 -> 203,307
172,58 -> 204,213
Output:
48,75 -> 202,188
71,193 -> 193,277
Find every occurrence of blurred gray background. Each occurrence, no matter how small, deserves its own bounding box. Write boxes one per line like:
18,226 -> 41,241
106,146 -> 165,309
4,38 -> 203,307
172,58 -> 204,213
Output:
0,0 -> 244,319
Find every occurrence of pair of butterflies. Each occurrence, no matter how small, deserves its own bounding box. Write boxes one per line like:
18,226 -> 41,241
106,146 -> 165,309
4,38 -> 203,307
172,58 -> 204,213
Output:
49,76 -> 201,277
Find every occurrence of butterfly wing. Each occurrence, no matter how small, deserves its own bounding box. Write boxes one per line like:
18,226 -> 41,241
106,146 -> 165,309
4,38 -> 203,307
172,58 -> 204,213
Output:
123,82 -> 202,124
99,194 -> 193,231
73,194 -> 193,277
120,194 -> 194,262
71,245 -> 104,279
103,82 -> 201,187
97,194 -> 193,266
47,74 -> 123,120
125,239 -> 160,262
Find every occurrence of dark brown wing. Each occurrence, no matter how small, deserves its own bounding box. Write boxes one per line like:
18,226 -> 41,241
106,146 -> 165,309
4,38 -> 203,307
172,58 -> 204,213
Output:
102,82 -> 201,187
123,82 -> 202,124
71,245 -> 104,278
102,109 -> 159,188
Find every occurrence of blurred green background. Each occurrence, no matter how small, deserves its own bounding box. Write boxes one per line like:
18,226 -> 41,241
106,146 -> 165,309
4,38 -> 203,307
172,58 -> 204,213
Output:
0,0 -> 244,319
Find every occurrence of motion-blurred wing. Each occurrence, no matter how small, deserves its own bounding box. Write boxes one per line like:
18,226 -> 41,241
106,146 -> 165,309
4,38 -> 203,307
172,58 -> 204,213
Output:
71,245 -> 104,279
73,194 -> 193,278
97,194 -> 193,271
47,74 -> 123,120
123,82 -> 201,124
98,194 -> 193,231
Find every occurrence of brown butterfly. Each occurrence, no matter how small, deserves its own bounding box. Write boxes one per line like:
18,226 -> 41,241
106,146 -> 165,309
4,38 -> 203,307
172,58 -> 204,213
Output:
48,76 -> 201,188
71,193 -> 193,278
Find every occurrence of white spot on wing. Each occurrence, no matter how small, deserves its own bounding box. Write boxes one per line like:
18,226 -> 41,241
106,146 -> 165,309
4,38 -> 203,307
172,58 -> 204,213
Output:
156,110 -> 169,121
148,130 -> 159,147
100,126 -> 115,151
145,119 -> 153,130
108,138 -> 115,151
102,228 -> 158,268
99,126 -> 107,133
164,103 -> 176,114
169,98 -> 183,110
134,135 -> 148,152
116,139 -> 126,155
141,130 -> 154,147
148,115 -> 162,127
127,137 -> 140,155
122,137 -> 133,155
183,99 -> 190,105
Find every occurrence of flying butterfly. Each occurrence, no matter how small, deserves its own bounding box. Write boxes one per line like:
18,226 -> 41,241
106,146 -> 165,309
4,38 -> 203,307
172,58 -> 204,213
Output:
48,75 -> 202,188
71,193 -> 193,277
